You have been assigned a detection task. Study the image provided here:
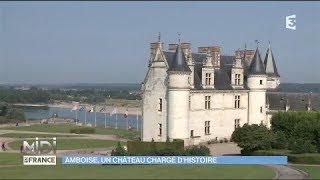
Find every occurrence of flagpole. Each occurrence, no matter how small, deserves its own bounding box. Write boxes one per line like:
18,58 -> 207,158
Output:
115,113 -> 118,129
85,107 -> 87,126
75,109 -> 78,125
94,111 -> 97,127
136,108 -> 139,131
104,112 -> 107,128
127,116 -> 129,131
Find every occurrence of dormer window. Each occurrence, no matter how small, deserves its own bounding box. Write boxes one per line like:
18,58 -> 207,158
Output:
235,74 -> 241,85
205,73 -> 211,85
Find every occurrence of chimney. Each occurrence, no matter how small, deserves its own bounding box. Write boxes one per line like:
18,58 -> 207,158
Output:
168,44 -> 178,51
181,43 -> 192,61
209,46 -> 221,68
198,46 -> 220,67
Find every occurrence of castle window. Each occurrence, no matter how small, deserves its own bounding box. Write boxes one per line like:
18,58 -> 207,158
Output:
235,74 -> 241,85
158,123 -> 162,136
260,80 -> 263,85
234,95 -> 240,108
190,130 -> 194,137
205,121 -> 210,135
234,119 -> 240,130
158,98 -> 162,112
260,106 -> 263,113
205,73 -> 211,85
205,96 -> 211,109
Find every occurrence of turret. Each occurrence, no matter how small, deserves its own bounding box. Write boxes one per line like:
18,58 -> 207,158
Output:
264,43 -> 280,89
247,47 -> 267,125
167,43 -> 191,143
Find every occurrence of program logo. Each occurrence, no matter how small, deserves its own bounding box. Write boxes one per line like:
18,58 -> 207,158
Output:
23,137 -> 57,165
286,14 -> 296,30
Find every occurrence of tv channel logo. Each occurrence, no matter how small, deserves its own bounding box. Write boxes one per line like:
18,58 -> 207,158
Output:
23,137 -> 57,165
286,14 -> 296,30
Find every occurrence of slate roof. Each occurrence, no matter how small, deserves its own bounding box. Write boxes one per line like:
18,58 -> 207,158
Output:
267,92 -> 320,111
163,51 -> 241,90
167,45 -> 191,73
163,47 -> 272,90
264,45 -> 280,77
248,47 -> 266,75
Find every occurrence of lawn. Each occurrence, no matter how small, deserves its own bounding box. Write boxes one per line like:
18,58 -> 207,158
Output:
0,164 -> 275,179
0,133 -> 81,138
1,124 -> 139,140
0,153 -> 275,179
293,165 -> 320,179
0,153 -> 23,165
8,139 -> 124,150
0,153 -> 276,179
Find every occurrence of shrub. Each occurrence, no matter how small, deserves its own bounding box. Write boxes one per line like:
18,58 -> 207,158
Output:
207,139 -> 218,145
223,138 -> 229,143
290,138 -> 317,154
185,145 -> 210,156
219,139 -> 223,143
231,123 -> 273,154
272,131 -> 288,149
127,140 -> 184,155
111,142 -> 127,156
70,127 -> 96,134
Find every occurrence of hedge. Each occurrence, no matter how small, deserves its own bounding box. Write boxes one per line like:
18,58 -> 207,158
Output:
70,127 -> 96,134
251,150 -> 320,164
127,140 -> 184,155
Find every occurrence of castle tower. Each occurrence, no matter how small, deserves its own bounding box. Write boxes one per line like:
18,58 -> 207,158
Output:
167,44 -> 191,142
264,43 -> 280,89
142,33 -> 168,142
247,47 -> 267,125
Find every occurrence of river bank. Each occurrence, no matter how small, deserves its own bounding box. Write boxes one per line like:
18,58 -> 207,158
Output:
13,102 -> 142,115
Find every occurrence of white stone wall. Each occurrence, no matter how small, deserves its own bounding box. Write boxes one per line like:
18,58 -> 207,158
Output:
247,75 -> 267,125
142,64 -> 168,142
188,91 -> 249,145
267,77 -> 280,89
167,73 -> 190,141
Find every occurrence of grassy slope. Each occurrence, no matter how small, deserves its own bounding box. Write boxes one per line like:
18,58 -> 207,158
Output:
0,153 -> 275,179
8,139 -> 124,150
293,165 -> 320,179
0,124 -> 139,140
0,133 -> 81,138
0,165 -> 275,179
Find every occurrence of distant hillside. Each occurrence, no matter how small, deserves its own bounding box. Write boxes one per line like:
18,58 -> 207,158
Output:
279,83 -> 320,93
2,83 -> 320,93
0,83 -> 142,91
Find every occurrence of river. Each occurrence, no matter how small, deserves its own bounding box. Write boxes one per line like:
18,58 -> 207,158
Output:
17,106 -> 142,130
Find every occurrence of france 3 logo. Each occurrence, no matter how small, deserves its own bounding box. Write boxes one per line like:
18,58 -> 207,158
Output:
23,137 -> 57,165
286,14 -> 296,30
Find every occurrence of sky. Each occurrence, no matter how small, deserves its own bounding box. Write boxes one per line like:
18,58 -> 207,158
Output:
0,1 -> 319,84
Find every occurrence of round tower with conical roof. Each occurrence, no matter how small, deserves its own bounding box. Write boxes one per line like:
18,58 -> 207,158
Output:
247,47 -> 267,125
264,43 -> 280,89
167,43 -> 191,143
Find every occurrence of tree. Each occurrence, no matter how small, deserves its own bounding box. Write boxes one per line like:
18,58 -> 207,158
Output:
272,131 -> 288,149
231,123 -> 274,154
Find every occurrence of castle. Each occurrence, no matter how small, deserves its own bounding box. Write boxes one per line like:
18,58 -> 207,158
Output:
141,34 -> 313,146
